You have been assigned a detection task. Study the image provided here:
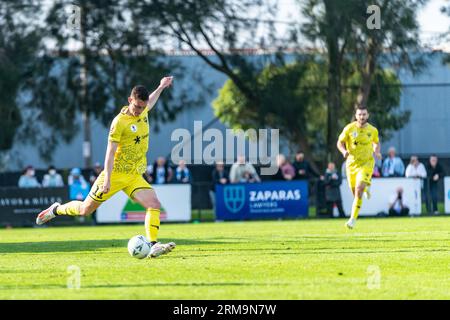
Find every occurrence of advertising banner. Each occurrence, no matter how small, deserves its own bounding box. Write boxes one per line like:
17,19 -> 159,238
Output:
340,178 -> 422,216
215,181 -> 309,221
0,187 -> 69,226
96,184 -> 191,223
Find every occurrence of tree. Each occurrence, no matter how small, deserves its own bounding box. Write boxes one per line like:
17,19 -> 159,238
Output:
135,0 -> 280,125
213,60 -> 407,169
300,0 -> 426,161
0,0 -> 42,152
22,0 -> 202,165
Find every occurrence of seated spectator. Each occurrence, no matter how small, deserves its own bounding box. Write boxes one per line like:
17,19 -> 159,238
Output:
273,154 -> 296,181
382,147 -> 405,177
293,151 -> 318,180
210,162 -> 229,211
42,165 -> 64,187
174,160 -> 191,184
68,167 -> 90,200
324,162 -> 346,218
405,156 -> 427,189
89,162 -> 103,185
388,187 -> 409,216
229,155 -> 261,183
143,164 -> 154,184
151,157 -> 173,184
18,165 -> 41,188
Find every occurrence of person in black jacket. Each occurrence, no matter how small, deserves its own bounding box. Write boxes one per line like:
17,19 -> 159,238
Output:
324,162 -> 346,218
210,162 -> 229,211
425,155 -> 445,214
293,151 -> 318,180
151,157 -> 173,184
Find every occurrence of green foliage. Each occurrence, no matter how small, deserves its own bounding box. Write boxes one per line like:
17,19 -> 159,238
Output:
0,0 -> 42,151
213,60 -> 408,163
342,68 -> 410,141
20,0 -> 203,162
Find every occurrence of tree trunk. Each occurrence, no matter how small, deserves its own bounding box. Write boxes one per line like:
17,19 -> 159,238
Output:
356,38 -> 378,108
80,5 -> 92,169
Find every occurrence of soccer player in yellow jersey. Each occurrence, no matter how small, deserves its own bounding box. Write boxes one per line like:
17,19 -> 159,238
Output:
337,105 -> 382,229
36,77 -> 175,258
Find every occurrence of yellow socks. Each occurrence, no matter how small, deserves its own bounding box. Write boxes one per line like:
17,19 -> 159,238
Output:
55,201 -> 82,216
351,196 -> 363,219
145,208 -> 160,242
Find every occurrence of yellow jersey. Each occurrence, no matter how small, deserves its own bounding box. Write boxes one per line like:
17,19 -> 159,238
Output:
338,121 -> 379,166
108,106 -> 150,175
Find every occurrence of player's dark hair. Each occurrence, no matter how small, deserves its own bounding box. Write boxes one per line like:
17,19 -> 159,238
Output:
354,103 -> 368,111
130,85 -> 149,101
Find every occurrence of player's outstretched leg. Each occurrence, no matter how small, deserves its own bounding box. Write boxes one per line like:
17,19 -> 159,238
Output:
346,182 -> 365,229
133,188 -> 176,258
36,198 -> 100,225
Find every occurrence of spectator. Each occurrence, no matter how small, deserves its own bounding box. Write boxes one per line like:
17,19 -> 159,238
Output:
42,165 -> 64,187
18,165 -> 41,188
324,162 -> 346,218
373,158 -> 382,178
425,155 -> 444,214
89,162 -> 103,185
273,154 -> 296,181
405,156 -> 427,189
68,167 -> 90,201
210,162 -> 229,211
174,160 -> 191,184
229,155 -> 261,183
388,187 -> 409,216
293,151 -> 318,180
143,164 -> 154,184
151,157 -> 173,184
382,147 -> 405,177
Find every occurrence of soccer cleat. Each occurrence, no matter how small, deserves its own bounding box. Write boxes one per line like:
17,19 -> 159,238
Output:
345,218 -> 356,229
147,241 -> 176,258
36,202 -> 60,225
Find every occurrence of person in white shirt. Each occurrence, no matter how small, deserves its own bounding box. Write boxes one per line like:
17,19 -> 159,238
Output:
405,155 -> 427,189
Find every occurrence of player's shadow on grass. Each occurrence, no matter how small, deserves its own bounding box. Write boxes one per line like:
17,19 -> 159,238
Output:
0,238 -> 234,253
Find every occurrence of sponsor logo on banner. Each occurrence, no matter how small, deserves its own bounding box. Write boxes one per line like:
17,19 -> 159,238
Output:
223,185 -> 245,213
120,199 -> 168,221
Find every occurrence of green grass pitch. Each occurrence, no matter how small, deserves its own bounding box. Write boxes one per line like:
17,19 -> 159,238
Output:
0,217 -> 449,299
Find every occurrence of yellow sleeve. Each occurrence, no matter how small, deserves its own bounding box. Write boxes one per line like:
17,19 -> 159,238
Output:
372,127 -> 379,144
338,125 -> 349,143
108,116 -> 123,143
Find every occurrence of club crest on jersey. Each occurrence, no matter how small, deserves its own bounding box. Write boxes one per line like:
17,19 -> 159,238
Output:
352,131 -> 358,138
130,124 -> 137,132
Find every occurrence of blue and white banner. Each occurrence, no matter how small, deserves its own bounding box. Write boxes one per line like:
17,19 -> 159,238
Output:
215,181 -> 309,220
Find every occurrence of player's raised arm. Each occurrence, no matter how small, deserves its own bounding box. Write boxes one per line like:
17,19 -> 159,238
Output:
146,76 -> 173,112
102,141 -> 119,193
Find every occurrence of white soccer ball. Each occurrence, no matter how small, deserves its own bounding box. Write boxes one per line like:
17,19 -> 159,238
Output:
127,235 -> 151,259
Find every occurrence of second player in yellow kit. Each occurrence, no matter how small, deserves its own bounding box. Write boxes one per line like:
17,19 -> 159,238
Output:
338,121 -> 379,192
337,106 -> 382,229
